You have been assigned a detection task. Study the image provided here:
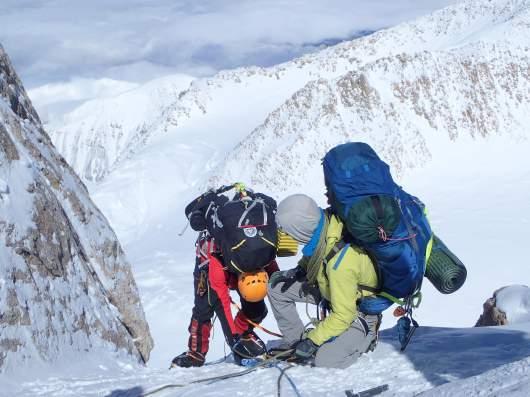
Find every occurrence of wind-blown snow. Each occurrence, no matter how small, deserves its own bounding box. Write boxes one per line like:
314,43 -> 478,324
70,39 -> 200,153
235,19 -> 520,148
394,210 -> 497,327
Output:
496,286 -> 530,324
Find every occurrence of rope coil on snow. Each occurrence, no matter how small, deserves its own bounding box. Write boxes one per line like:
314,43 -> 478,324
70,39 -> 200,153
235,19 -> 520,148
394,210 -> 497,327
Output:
141,349 -> 294,397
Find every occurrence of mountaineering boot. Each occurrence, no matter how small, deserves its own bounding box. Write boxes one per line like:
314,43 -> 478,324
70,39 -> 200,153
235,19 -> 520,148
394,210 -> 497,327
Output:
266,339 -> 298,360
231,330 -> 267,359
171,351 -> 205,368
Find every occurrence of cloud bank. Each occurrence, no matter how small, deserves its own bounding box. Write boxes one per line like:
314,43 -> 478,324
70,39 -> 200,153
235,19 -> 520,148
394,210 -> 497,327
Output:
1,0 -> 459,89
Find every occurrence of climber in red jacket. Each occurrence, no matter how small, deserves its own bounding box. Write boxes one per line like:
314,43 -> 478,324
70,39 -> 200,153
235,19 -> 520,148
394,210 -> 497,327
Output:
172,185 -> 279,367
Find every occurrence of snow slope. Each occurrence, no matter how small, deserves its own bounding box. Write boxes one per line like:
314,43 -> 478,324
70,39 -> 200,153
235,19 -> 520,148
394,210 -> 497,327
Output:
7,321 -> 530,396
212,41 -> 529,189
79,0 -> 529,248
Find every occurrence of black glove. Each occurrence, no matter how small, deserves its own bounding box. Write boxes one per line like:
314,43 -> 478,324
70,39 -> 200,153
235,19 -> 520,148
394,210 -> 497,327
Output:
294,338 -> 318,361
189,210 -> 207,231
294,338 -> 319,360
269,266 -> 306,292
185,191 -> 226,231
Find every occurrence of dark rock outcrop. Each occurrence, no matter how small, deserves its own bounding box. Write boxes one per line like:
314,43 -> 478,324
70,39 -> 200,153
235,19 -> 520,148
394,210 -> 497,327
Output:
475,287 -> 509,327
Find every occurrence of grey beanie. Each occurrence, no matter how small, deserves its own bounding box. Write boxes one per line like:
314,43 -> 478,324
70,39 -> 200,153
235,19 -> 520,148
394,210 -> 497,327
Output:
277,194 -> 322,244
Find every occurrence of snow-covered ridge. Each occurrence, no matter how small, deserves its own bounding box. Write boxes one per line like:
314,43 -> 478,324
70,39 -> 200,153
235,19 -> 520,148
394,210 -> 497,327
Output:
0,44 -> 153,372
50,74 -> 194,182
48,0 -> 530,183
211,40 -> 529,191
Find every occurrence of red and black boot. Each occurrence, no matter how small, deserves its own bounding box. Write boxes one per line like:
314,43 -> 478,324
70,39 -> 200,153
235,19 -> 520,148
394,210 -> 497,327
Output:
171,319 -> 212,368
171,351 -> 205,368
231,330 -> 267,360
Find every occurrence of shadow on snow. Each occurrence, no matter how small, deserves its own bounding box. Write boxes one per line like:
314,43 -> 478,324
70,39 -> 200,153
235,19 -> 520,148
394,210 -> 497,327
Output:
105,386 -> 144,397
380,324 -> 530,387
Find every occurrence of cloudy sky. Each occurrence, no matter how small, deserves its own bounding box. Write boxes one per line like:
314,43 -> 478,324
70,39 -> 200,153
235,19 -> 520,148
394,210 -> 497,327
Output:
0,0 -> 459,117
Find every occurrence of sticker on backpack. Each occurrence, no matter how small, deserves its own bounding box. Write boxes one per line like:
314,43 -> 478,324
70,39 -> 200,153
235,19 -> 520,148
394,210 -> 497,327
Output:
243,226 -> 258,238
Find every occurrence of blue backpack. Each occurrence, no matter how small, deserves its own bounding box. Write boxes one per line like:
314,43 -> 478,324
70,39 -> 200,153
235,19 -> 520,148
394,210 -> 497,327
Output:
322,142 -> 432,315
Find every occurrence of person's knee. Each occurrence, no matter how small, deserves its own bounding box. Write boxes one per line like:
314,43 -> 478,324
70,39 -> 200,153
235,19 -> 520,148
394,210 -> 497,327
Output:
191,305 -> 214,323
314,347 -> 359,369
267,283 -> 282,300
268,283 -> 293,304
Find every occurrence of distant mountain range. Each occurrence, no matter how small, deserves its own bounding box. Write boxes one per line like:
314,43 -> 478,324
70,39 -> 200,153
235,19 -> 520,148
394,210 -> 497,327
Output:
49,0 -> 529,192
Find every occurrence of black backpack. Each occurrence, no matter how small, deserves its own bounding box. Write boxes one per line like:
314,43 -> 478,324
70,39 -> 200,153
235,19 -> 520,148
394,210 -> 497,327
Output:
185,185 -> 278,273
185,190 -> 227,232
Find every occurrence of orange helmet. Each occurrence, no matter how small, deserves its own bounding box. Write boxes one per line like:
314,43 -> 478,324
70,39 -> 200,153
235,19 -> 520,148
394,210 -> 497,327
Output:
238,270 -> 269,302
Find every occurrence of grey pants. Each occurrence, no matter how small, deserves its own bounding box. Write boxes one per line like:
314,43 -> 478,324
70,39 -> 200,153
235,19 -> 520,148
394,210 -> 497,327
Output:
268,279 -> 380,368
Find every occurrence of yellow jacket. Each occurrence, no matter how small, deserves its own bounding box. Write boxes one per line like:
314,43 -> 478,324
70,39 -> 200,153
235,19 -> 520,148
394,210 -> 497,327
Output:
307,215 -> 378,346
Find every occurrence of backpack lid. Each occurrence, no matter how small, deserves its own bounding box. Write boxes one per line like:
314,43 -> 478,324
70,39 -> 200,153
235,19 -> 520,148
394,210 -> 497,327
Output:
323,142 -> 396,202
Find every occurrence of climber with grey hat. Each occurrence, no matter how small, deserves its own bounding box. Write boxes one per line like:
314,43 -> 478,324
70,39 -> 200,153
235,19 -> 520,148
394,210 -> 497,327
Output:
268,194 -> 381,368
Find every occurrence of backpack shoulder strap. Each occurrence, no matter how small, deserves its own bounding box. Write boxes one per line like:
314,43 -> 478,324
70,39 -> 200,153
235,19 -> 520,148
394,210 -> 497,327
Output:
358,248 -> 382,294
323,240 -> 346,266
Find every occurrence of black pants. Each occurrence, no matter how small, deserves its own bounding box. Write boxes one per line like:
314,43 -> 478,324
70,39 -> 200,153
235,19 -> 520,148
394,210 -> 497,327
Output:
186,260 -> 267,355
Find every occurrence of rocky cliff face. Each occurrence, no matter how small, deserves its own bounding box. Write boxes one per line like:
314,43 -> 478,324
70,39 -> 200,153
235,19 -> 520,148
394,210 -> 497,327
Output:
0,44 -> 153,372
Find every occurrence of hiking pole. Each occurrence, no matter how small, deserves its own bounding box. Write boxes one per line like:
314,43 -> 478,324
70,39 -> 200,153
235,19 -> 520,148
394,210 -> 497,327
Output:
345,384 -> 389,397
177,220 -> 190,236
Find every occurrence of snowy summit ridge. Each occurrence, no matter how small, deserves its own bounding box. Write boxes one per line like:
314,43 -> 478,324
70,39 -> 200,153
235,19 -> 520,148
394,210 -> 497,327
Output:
210,0 -> 530,191
49,0 -> 530,192
0,44 -> 153,373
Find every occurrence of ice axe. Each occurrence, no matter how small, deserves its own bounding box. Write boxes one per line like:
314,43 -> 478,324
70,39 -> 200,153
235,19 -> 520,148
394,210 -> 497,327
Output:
345,384 -> 389,397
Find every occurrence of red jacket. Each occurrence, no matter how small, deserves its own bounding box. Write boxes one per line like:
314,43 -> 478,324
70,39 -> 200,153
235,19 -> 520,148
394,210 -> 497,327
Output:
208,254 -> 279,335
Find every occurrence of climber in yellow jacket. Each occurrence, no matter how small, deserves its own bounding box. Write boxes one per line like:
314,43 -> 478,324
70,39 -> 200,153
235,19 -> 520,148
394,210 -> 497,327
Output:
268,193 -> 381,368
